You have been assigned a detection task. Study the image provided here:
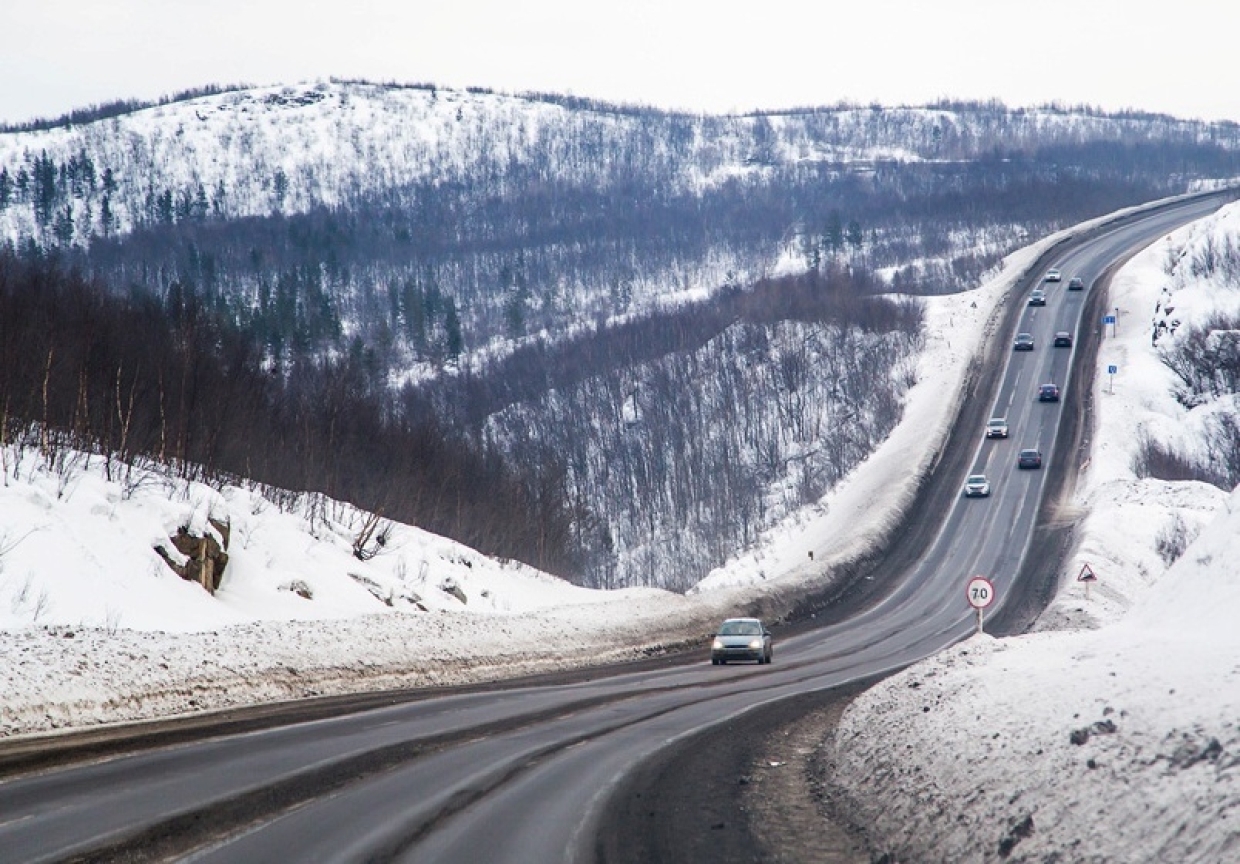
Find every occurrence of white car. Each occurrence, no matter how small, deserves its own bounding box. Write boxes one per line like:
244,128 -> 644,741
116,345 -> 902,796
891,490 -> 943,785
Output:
711,618 -> 773,665
1044,268 -> 1062,282
985,417 -> 1009,438
964,474 -> 991,497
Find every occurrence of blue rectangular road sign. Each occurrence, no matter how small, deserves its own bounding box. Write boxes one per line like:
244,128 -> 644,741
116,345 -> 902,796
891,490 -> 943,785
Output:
1103,315 -> 1116,324
1108,365 -> 1118,374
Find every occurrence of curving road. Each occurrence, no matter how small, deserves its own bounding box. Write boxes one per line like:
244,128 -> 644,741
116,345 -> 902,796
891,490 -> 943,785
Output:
0,192 -> 1231,864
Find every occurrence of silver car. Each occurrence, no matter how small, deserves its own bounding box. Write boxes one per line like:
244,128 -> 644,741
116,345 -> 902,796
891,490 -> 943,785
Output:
711,618 -> 772,665
964,474 -> 991,497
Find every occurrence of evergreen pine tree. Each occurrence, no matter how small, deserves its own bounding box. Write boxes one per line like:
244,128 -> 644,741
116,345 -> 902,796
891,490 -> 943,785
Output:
444,298 -> 464,360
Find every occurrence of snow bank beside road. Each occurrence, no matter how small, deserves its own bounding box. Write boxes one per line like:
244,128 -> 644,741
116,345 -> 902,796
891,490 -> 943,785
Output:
0,452 -> 715,736
691,248 -> 1029,592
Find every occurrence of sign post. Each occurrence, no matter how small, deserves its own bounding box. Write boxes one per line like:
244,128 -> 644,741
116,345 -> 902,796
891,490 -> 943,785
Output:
1103,314 -> 1117,338
1077,562 -> 1098,600
1107,364 -> 1118,394
965,575 -> 996,634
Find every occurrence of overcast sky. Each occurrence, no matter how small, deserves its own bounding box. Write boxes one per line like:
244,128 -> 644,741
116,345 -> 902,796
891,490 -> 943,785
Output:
4,0 -> 1238,125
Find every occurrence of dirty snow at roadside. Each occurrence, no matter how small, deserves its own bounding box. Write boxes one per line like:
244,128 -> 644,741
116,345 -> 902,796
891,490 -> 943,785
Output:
826,201 -> 1240,863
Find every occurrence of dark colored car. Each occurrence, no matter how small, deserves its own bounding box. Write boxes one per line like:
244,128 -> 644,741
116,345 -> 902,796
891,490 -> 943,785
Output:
1028,289 -> 1047,306
1018,448 -> 1043,469
1038,383 -> 1061,402
1053,331 -> 1073,347
1068,276 -> 1085,290
711,618 -> 773,665
1014,332 -> 1035,351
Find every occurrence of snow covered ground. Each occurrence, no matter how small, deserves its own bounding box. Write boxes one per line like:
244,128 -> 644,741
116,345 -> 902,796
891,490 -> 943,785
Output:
1,195 -> 1237,861
825,202 -> 1240,862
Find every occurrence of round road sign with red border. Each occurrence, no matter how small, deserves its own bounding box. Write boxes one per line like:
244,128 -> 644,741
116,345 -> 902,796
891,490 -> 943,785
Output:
966,575 -> 996,609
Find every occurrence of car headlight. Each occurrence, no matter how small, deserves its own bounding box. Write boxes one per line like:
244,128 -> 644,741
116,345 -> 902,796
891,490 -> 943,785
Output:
749,639 -> 761,650
712,639 -> 723,651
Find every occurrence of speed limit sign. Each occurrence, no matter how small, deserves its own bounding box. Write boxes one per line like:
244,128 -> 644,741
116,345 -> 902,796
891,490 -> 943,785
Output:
966,576 -> 995,610
966,575 -> 995,634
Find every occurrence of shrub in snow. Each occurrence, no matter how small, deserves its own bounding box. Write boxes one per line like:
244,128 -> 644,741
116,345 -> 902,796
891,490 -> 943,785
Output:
279,580 -> 314,600
1154,513 -> 1193,566
439,578 -> 467,605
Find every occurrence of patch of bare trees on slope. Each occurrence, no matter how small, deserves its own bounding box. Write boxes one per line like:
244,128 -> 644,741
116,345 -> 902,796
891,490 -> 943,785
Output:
0,252 -> 580,576
438,266 -> 924,590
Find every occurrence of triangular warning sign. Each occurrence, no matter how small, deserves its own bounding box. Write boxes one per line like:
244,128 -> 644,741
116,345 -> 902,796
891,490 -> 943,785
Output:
1077,563 -> 1098,582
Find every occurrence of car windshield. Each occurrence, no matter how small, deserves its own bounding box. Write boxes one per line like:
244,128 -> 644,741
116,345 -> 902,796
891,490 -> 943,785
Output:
988,419 -> 1005,427
718,620 -> 761,636
967,475 -> 986,483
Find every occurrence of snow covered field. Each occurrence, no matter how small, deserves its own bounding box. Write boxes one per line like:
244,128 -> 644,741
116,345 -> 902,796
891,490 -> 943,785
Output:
826,203 -> 1240,862
1,197 -> 1237,861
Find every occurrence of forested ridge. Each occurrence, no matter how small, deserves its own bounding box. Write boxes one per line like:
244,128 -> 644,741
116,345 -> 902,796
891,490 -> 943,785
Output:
0,252 -> 579,574
3,81 -> 1239,588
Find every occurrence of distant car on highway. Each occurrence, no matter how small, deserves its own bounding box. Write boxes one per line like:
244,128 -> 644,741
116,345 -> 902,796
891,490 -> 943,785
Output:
985,417 -> 1009,438
1014,332 -> 1035,351
1018,448 -> 1043,469
1067,276 -> 1084,290
1044,269 -> 1062,282
1028,289 -> 1047,306
1053,331 -> 1073,347
1038,383 -> 1061,402
711,618 -> 772,665
964,474 -> 991,497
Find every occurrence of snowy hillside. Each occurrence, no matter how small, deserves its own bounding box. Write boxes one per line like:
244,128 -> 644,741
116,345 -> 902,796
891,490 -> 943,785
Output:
826,201 -> 1240,863
0,197 -> 1095,737
0,445 -> 702,735
0,451 -> 642,634
3,79 -> 1239,248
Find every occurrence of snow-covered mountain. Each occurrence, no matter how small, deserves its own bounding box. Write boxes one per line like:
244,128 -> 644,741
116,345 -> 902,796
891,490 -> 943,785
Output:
5,81 -> 1239,596
3,79 -> 1239,249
